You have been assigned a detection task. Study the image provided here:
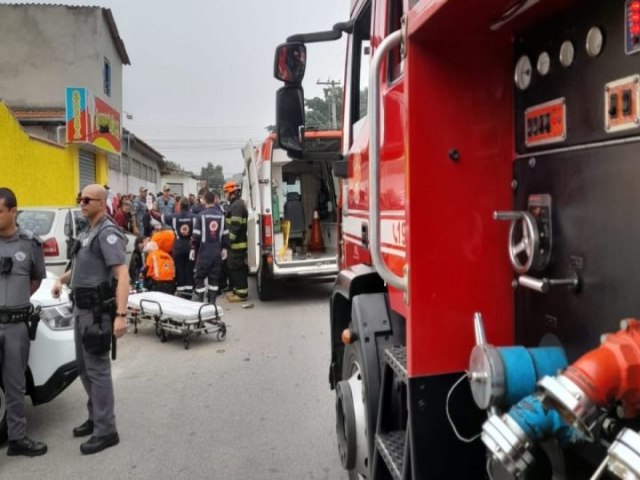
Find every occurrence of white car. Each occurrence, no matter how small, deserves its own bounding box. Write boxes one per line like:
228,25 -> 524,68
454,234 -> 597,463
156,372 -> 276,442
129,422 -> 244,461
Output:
0,273 -> 77,443
18,207 -> 135,277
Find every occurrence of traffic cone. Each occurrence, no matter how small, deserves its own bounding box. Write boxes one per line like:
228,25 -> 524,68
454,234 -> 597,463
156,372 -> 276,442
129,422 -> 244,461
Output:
308,210 -> 325,252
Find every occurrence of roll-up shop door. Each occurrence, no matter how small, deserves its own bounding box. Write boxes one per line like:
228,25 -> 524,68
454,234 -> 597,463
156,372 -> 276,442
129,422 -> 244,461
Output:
79,150 -> 96,190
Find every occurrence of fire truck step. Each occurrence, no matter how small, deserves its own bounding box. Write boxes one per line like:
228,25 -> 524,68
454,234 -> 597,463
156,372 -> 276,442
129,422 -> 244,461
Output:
375,430 -> 406,480
384,346 -> 407,384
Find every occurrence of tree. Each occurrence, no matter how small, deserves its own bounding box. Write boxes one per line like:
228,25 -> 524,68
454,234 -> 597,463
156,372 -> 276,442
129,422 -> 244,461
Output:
305,85 -> 343,130
200,163 -> 225,191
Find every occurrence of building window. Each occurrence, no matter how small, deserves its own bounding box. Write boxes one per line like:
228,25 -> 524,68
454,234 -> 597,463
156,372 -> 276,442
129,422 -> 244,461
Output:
103,58 -> 111,97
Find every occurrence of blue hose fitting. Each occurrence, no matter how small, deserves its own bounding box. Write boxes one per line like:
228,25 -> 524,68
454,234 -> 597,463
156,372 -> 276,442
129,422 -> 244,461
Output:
508,393 -> 582,447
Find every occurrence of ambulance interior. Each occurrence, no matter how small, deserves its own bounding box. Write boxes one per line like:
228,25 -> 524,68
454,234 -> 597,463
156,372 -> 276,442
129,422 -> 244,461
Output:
270,145 -> 338,265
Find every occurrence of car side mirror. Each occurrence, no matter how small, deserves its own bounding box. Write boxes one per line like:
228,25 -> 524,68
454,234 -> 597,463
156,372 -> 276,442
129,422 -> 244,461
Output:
276,85 -> 305,158
274,42 -> 306,83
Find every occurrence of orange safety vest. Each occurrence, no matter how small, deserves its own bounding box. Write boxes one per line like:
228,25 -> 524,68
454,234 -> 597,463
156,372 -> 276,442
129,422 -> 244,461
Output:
145,250 -> 175,282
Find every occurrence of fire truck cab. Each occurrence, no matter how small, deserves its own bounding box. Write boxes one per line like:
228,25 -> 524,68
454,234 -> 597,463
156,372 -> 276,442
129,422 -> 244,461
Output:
275,0 -> 640,479
241,132 -> 341,300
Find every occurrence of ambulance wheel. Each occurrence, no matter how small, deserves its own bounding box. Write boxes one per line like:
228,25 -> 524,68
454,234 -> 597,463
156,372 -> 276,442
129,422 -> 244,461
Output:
337,331 -> 370,479
0,384 -> 7,444
257,264 -> 275,301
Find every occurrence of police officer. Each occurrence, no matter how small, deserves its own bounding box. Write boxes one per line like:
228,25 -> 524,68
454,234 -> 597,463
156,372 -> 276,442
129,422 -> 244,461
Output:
151,197 -> 195,298
0,187 -> 48,457
223,181 -> 249,302
190,191 -> 226,303
52,184 -> 129,455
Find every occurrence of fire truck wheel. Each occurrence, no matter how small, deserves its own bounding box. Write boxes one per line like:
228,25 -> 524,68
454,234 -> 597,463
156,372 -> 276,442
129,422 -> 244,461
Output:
0,384 -> 7,444
337,336 -> 370,479
257,264 -> 275,301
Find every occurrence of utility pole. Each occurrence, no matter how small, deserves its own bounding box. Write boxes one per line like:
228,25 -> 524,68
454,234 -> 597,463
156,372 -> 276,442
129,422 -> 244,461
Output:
317,79 -> 341,129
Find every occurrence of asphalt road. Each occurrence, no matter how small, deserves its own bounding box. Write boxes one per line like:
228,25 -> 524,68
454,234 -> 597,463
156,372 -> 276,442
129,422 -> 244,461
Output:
2,278 -> 345,480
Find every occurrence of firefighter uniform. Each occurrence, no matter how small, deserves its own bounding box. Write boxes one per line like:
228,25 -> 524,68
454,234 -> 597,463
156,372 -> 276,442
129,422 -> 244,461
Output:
226,194 -> 249,300
191,205 -> 226,303
0,228 -> 47,454
70,216 -> 126,444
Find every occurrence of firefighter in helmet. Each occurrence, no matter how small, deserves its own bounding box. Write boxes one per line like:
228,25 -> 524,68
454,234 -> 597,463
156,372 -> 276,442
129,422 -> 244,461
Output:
223,180 -> 248,302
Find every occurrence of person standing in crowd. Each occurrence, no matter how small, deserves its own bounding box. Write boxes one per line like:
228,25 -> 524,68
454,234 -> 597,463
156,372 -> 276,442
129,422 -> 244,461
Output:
223,181 -> 249,302
0,187 -> 48,457
191,187 -> 208,215
129,236 -> 145,292
150,197 -> 195,298
190,191 -> 226,303
113,199 -> 138,235
133,186 -> 150,237
52,184 -> 128,455
156,185 -> 175,216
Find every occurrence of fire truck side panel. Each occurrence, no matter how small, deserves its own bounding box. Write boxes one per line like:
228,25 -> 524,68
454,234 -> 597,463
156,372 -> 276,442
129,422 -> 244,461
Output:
404,13 -> 515,377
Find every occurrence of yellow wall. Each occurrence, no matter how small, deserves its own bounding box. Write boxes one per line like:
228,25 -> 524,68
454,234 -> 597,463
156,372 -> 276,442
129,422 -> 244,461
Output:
95,151 -> 108,186
0,102 -> 79,206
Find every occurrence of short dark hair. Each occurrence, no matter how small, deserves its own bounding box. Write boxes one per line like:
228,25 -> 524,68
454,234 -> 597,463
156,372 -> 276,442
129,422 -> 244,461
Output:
179,197 -> 190,211
204,191 -> 215,204
198,187 -> 208,196
0,188 -> 18,209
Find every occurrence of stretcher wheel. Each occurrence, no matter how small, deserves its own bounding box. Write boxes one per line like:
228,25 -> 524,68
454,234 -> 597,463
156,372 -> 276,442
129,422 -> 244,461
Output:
160,330 -> 167,343
133,317 -> 138,334
155,321 -> 161,338
217,325 -> 227,341
183,337 -> 190,350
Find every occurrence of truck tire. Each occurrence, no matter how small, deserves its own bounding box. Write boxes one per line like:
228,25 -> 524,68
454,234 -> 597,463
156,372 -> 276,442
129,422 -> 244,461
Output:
0,385 -> 7,444
336,328 -> 372,479
257,264 -> 275,301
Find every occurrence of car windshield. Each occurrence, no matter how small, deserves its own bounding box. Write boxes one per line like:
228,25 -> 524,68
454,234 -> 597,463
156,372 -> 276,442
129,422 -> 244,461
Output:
17,210 -> 55,236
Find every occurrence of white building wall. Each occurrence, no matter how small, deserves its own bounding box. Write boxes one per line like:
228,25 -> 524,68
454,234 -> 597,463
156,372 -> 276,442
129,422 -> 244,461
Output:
161,173 -> 200,197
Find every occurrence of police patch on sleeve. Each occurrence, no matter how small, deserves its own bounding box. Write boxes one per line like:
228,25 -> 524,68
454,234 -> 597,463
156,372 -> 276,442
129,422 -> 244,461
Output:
106,234 -> 119,245
14,251 -> 26,262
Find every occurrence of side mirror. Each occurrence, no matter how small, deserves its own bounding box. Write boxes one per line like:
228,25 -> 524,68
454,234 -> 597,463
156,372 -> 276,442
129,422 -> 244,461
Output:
274,42 -> 306,83
276,85 -> 305,158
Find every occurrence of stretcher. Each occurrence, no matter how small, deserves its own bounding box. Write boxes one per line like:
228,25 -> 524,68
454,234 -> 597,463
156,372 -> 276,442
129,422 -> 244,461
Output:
127,291 -> 226,349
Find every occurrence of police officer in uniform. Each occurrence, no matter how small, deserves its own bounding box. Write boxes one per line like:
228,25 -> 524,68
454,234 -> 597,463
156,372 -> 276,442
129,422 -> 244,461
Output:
52,184 -> 129,455
151,197 -> 195,299
223,181 -> 249,302
190,191 -> 226,303
0,187 -> 48,457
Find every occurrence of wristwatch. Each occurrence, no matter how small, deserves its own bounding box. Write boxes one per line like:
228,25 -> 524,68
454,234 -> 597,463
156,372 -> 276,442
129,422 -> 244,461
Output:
115,312 -> 127,318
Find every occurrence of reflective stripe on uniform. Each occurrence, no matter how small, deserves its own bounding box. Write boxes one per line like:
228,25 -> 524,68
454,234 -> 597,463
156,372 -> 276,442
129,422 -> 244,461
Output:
229,233 -> 236,240
195,287 -> 206,293
207,285 -> 219,291
234,288 -> 249,295
228,216 -> 247,224
231,242 -> 247,249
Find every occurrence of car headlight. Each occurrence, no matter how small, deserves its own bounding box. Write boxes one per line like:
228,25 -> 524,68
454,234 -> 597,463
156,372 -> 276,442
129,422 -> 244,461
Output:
40,304 -> 74,330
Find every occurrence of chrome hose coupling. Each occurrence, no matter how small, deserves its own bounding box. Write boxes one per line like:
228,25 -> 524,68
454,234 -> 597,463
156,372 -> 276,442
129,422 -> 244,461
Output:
482,413 -> 535,478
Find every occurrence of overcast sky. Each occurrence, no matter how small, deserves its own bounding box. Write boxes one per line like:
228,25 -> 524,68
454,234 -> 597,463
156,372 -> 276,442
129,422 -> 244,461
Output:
7,0 -> 349,175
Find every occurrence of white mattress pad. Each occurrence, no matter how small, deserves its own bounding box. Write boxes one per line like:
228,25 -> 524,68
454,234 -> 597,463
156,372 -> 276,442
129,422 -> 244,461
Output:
127,291 -> 223,322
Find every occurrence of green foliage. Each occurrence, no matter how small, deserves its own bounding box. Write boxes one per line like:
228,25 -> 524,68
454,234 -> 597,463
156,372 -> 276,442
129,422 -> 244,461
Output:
305,85 -> 343,130
200,163 -> 225,192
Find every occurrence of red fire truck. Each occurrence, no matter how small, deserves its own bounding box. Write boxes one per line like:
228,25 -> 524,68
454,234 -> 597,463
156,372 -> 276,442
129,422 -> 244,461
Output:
275,1 -> 640,479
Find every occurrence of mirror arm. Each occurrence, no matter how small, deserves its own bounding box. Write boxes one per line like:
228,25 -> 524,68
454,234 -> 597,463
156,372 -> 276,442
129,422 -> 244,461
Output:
286,19 -> 354,43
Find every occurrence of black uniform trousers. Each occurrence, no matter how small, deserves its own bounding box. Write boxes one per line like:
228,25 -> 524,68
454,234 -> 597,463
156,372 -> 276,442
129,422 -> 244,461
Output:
173,238 -> 194,298
227,249 -> 248,298
194,244 -> 222,303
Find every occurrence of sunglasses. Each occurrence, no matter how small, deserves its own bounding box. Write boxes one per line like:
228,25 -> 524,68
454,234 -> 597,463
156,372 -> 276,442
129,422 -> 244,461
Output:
76,197 -> 101,206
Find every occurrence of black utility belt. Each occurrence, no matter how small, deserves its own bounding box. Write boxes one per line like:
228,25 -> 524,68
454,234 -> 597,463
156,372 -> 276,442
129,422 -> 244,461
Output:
71,285 -> 115,310
0,307 -> 32,324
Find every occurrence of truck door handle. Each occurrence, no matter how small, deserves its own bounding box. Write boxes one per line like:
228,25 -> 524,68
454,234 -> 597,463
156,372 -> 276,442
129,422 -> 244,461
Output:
362,223 -> 369,248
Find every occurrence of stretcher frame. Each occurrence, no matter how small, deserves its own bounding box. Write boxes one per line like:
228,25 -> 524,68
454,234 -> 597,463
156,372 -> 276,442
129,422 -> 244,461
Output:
127,293 -> 226,349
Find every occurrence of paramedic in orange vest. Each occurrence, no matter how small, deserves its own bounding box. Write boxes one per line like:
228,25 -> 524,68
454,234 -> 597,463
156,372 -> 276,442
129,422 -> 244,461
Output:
143,229 -> 176,295
190,191 -> 226,303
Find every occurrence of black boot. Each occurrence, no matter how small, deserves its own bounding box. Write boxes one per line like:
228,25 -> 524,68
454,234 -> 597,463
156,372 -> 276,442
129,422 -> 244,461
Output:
7,437 -> 48,456
73,419 -> 94,437
80,432 -> 120,455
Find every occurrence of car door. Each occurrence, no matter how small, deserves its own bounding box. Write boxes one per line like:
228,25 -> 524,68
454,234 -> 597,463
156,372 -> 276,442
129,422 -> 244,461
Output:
242,142 -> 261,274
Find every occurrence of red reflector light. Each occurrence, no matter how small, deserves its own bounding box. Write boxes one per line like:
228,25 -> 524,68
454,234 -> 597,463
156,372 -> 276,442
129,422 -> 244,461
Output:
42,238 -> 59,256
633,1 -> 640,11
262,215 -> 273,247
